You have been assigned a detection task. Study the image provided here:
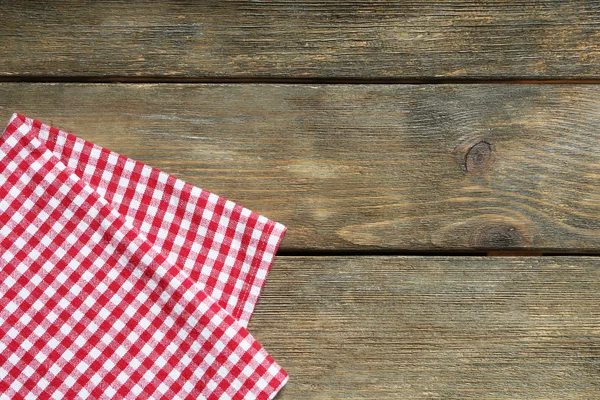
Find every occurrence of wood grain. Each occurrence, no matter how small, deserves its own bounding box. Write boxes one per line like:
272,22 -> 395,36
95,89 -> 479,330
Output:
250,256 -> 600,399
1,83 -> 600,252
1,1 -> 600,80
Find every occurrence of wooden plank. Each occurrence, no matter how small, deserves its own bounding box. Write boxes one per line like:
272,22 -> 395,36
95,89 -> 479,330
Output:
1,1 -> 600,79
250,256 -> 600,399
1,83 -> 600,252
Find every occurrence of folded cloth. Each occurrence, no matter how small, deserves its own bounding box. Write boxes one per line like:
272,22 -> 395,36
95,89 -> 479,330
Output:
0,114 -> 288,399
33,116 -> 287,328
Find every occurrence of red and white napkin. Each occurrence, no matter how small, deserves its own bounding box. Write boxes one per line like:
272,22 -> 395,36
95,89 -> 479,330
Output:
0,114 -> 288,399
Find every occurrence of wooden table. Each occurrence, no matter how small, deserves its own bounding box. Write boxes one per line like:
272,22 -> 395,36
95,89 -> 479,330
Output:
1,2 -> 599,398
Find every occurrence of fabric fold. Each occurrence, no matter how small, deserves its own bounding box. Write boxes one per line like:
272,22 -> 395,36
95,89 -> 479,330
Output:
0,114 -> 288,399
28,114 -> 286,328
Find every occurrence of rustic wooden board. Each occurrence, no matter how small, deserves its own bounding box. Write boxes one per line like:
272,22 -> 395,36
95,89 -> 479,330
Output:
250,256 -> 600,399
1,1 -> 600,79
1,83 -> 600,252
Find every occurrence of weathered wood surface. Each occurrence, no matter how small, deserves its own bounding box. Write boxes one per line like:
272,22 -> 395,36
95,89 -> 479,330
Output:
2,83 -> 600,252
250,256 -> 600,399
1,1 -> 600,80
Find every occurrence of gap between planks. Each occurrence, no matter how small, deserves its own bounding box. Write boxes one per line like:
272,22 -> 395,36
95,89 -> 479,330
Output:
3,77 -> 600,85
279,250 -> 600,257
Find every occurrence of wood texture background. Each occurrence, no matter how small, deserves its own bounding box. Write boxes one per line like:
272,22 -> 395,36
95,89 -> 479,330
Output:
2,83 -> 600,252
2,1 -> 599,398
1,1 -> 600,79
250,256 -> 600,399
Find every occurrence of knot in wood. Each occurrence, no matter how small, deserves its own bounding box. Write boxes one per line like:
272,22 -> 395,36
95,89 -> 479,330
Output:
465,141 -> 492,172
474,223 -> 529,249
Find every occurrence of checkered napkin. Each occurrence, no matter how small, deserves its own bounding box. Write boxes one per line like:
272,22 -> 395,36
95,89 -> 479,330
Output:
0,114 -> 288,399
